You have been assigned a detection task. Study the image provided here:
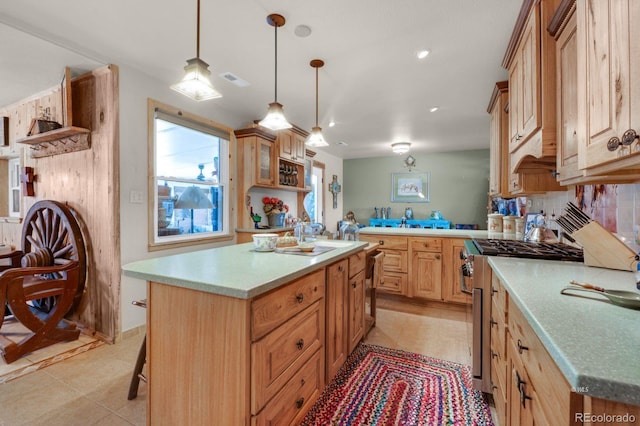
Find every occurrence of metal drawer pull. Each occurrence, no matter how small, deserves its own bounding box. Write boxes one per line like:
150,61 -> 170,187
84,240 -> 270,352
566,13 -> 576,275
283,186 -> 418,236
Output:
379,240 -> 384,245
296,397 -> 305,409
490,318 -> 498,328
491,286 -> 497,295
338,265 -> 344,272
491,350 -> 498,359
517,339 -> 529,354
296,339 -> 304,350
352,281 -> 357,288
621,129 -> 638,145
296,293 -> 304,303
515,371 -> 532,408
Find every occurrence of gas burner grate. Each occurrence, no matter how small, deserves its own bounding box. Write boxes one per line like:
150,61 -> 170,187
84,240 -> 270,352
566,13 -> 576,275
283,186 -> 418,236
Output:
472,239 -> 583,261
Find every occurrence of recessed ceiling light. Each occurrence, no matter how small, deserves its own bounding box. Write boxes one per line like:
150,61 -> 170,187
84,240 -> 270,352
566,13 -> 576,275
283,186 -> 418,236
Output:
294,25 -> 312,37
329,121 -> 336,127
429,106 -> 439,112
417,50 -> 430,59
337,141 -> 348,146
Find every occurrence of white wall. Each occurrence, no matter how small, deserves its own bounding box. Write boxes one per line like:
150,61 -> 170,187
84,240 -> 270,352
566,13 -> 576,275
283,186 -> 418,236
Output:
311,150 -> 344,233
118,64 -> 343,333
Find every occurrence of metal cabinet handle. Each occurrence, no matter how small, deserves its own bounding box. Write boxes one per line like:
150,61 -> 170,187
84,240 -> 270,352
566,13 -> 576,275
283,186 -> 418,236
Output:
296,397 -> 305,409
338,265 -> 344,272
435,254 -> 441,260
379,240 -> 384,245
491,350 -> 498,360
607,136 -> 621,151
296,338 -> 304,350
296,293 -> 304,303
352,281 -> 357,288
490,318 -> 498,328
517,339 -> 529,354
515,370 -> 532,408
423,242 -> 429,247
621,129 -> 638,146
491,286 -> 498,295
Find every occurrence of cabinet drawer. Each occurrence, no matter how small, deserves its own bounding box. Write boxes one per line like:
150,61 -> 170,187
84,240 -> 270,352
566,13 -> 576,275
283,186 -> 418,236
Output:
349,251 -> 366,278
491,299 -> 507,358
491,357 -> 508,426
252,269 -> 325,340
252,349 -> 323,426
490,328 -> 507,401
508,301 -> 571,423
251,301 -> 323,413
491,274 -> 507,316
361,235 -> 407,251
380,249 -> 407,273
378,272 -> 407,295
409,237 -> 442,252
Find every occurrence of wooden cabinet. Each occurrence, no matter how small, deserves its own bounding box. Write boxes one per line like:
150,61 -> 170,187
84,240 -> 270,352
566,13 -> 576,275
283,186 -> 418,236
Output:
325,251 -> 367,381
325,259 -> 348,382
441,238 -> 472,304
488,81 -> 509,197
576,0 -> 640,174
503,0 -> 563,182
277,127 -> 306,164
490,275 -> 509,426
360,234 -> 470,305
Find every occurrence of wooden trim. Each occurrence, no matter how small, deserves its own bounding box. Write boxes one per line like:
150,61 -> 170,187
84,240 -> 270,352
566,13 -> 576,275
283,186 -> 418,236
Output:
486,81 -> 508,113
234,126 -> 277,142
547,0 -> 576,38
290,124 -> 309,138
501,0 -> 537,68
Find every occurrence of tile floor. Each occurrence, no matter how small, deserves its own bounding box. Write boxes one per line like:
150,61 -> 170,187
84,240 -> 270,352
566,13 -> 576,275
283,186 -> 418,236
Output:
0,297 -> 473,426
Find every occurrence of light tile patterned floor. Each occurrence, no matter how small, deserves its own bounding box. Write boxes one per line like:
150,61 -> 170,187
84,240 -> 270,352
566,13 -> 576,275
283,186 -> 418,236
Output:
0,297 -> 472,426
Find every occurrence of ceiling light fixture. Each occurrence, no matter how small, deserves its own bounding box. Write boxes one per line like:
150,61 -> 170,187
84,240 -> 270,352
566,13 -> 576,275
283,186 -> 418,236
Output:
430,106 -> 439,112
392,142 -> 411,154
259,14 -> 292,131
170,0 -> 222,101
329,121 -> 335,127
417,50 -> 430,59
305,59 -> 329,147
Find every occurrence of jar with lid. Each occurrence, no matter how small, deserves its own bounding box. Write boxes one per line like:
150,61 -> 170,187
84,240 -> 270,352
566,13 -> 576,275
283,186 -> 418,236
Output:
340,220 -> 360,241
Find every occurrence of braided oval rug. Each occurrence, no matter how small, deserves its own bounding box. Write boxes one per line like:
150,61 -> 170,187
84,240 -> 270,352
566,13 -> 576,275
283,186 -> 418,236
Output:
300,344 -> 494,426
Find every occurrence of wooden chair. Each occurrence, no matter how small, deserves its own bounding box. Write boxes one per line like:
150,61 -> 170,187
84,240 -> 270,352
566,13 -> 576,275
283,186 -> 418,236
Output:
127,299 -> 147,400
0,200 -> 87,364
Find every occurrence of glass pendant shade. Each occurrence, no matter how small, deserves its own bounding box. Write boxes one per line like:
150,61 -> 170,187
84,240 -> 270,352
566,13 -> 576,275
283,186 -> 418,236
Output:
171,58 -> 222,101
259,102 -> 292,130
305,126 -> 329,147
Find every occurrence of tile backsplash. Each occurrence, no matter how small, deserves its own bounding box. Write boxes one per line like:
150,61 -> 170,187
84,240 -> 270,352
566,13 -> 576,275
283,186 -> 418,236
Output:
529,183 -> 640,254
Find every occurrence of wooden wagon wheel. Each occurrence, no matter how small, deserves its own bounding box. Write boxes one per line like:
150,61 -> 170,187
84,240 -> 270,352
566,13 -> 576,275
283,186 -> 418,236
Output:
20,200 -> 87,313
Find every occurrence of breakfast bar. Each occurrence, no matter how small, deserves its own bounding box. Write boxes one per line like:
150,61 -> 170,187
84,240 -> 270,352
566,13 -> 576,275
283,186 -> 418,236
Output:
122,240 -> 369,425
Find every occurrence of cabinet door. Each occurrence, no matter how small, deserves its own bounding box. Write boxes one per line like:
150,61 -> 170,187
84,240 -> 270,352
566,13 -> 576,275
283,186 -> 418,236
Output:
348,270 -> 365,353
325,259 -> 348,382
278,130 -> 294,162
578,0 -> 640,169
519,7 -> 540,144
508,341 -> 534,426
509,58 -> 521,149
442,239 -> 471,305
378,271 -> 407,295
555,10 -> 581,182
256,138 -> 275,186
410,251 -> 442,300
294,133 -> 306,163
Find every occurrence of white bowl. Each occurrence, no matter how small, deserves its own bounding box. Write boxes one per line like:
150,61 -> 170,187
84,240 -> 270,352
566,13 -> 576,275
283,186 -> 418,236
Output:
252,233 -> 278,252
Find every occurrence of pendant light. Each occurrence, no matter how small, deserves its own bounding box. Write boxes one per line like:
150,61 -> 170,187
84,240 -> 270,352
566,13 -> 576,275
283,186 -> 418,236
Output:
305,59 -> 329,147
259,14 -> 292,131
170,0 -> 222,101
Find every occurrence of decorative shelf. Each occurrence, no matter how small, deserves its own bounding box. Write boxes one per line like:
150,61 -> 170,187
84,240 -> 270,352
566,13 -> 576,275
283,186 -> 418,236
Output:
17,126 -> 91,158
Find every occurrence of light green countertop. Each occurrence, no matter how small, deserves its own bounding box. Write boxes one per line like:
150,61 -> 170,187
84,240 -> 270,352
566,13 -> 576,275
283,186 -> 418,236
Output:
359,226 -> 501,239
489,257 -> 640,406
122,241 -> 368,299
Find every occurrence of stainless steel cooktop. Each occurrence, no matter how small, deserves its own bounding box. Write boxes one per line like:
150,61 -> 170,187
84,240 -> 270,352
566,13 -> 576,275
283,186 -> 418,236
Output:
472,238 -> 584,262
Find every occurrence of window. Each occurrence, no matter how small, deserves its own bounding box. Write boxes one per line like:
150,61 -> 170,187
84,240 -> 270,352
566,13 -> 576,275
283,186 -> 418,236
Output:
8,158 -> 20,218
148,100 -> 233,249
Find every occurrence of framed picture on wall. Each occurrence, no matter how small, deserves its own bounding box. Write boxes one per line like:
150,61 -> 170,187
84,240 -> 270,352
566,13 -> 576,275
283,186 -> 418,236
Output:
391,172 -> 430,203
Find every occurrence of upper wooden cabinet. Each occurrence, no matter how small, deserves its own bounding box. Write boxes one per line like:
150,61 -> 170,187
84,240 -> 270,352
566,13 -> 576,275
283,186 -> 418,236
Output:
576,0 -> 640,174
503,0 -> 561,174
235,126 -> 278,188
277,126 -> 306,165
488,81 -> 509,197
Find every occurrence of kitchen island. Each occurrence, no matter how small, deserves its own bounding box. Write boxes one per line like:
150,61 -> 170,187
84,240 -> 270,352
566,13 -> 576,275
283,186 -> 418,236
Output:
122,240 -> 369,425
489,256 -> 640,422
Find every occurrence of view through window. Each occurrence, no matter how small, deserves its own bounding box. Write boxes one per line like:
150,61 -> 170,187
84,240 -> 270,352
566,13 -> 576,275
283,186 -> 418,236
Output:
151,103 -> 231,247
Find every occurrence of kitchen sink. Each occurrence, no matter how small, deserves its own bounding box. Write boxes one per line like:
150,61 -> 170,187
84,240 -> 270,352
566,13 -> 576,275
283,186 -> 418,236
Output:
314,240 -> 359,248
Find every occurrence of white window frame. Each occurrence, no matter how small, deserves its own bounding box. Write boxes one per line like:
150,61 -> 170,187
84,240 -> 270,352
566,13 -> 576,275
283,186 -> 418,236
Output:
148,99 -> 234,250
8,157 -> 20,218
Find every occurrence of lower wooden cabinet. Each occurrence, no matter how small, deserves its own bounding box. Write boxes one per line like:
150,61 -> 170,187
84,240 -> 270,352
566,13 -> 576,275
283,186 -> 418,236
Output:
326,252 -> 367,382
360,234 -> 470,305
325,259 -> 348,382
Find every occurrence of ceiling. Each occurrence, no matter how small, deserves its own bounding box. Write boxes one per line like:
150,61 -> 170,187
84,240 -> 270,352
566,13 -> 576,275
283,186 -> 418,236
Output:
0,0 -> 523,159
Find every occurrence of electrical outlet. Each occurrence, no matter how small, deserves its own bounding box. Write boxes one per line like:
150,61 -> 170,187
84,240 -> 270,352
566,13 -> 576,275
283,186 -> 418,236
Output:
130,190 -> 144,204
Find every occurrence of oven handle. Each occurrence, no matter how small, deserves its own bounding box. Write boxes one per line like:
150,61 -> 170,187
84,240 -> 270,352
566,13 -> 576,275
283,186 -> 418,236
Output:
460,263 -> 472,295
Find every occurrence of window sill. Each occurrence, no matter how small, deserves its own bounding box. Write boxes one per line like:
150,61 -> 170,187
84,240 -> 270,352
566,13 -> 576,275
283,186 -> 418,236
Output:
148,234 -> 234,252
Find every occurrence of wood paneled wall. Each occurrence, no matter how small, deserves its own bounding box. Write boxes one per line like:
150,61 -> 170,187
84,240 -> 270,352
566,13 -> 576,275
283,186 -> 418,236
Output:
0,65 -> 120,342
